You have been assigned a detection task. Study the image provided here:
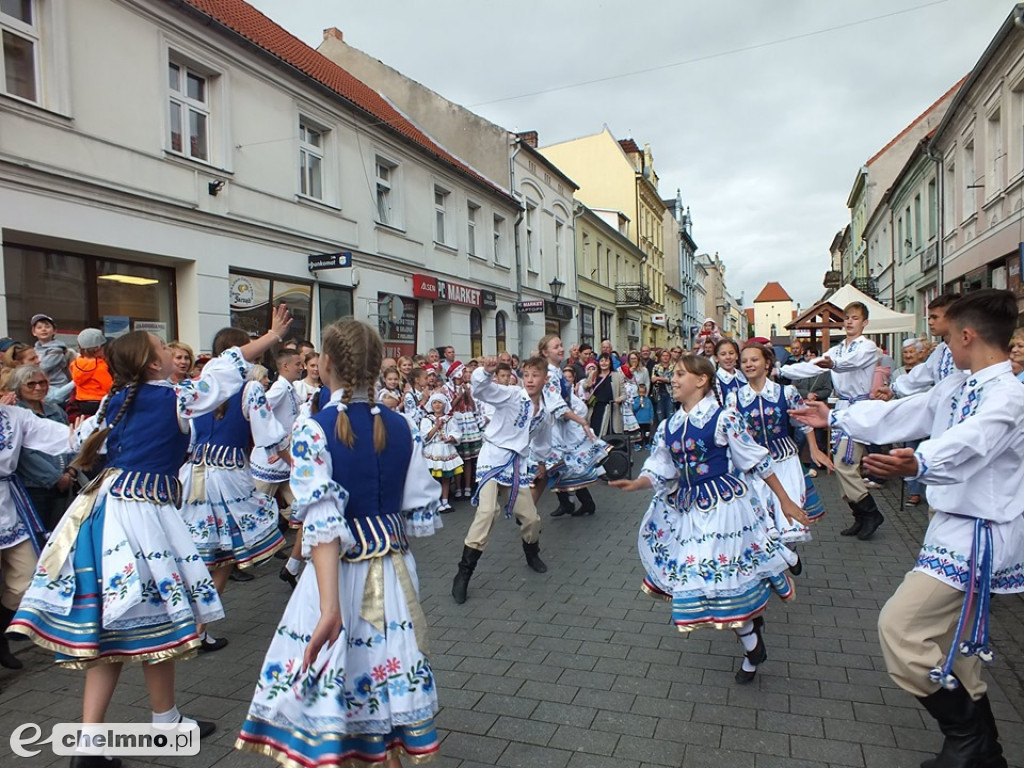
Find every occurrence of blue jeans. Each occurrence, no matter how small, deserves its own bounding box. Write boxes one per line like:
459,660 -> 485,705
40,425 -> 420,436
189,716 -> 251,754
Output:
653,391 -> 672,427
905,440 -> 923,496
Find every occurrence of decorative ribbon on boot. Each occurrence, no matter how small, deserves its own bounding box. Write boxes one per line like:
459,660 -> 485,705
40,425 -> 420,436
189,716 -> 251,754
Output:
359,553 -> 430,655
0,474 -> 49,556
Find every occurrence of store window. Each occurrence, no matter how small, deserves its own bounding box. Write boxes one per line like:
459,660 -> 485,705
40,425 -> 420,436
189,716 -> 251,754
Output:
495,311 -> 507,353
3,244 -> 177,342
319,284 -> 353,332
580,305 -> 594,347
229,270 -> 311,343
470,308 -> 483,358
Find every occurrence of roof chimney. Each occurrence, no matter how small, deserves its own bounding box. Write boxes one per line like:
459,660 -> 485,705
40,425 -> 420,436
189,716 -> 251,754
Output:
323,27 -> 343,42
517,130 -> 538,148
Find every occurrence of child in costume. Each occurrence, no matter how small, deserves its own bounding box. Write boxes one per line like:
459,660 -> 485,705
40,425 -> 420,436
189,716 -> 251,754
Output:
611,354 -> 810,684
714,338 -> 746,403
791,289 -> 1021,768
445,361 -> 482,500
11,306 -> 291,767
237,318 -> 442,768
620,364 -> 641,445
419,392 -> 463,511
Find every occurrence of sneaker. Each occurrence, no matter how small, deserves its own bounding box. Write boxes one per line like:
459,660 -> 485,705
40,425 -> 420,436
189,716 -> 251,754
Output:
906,494 -> 922,507
864,480 -> 883,490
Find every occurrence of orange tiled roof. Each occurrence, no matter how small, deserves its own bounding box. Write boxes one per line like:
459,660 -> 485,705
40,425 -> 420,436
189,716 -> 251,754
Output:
179,0 -> 514,203
866,76 -> 967,166
753,282 -> 792,303
618,138 -> 641,154
744,308 -> 755,324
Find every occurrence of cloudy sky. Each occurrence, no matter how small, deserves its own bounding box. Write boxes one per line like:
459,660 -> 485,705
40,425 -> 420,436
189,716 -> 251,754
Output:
249,0 -> 1010,310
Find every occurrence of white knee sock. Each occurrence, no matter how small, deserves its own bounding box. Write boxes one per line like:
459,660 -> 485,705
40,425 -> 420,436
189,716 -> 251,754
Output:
735,621 -> 757,652
285,558 -> 301,575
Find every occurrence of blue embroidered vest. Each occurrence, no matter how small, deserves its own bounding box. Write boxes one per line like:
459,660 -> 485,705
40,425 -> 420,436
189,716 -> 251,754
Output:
735,386 -> 798,461
105,385 -> 189,506
312,403 -> 413,562
716,371 -> 743,402
664,406 -> 747,512
190,391 -> 249,467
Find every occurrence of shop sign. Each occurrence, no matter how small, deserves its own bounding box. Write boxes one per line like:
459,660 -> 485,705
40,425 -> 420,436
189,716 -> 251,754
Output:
544,301 -> 573,322
481,290 -> 498,309
515,300 -> 545,314
307,251 -> 353,271
412,273 -> 482,307
377,292 -> 418,359
650,313 -> 667,327
230,274 -> 267,309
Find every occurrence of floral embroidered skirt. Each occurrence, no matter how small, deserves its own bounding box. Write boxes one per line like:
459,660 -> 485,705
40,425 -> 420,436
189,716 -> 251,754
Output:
638,492 -> 795,632
747,455 -> 824,545
423,444 -> 464,479
547,425 -> 610,492
237,551 -> 439,767
178,462 -> 284,569
10,492 -> 224,668
453,410 -> 483,460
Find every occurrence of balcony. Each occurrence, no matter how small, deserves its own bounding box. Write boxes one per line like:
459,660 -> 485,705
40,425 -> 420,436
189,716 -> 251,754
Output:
616,283 -> 652,308
851,276 -> 878,298
921,242 -> 938,272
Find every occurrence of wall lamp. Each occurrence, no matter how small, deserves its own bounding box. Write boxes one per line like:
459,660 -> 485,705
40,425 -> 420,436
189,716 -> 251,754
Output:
208,179 -> 226,196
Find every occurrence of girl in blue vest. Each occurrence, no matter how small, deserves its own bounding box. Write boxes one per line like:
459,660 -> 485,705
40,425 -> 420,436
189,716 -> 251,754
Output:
726,343 -> 832,574
714,338 -> 746,403
10,306 -> 291,767
611,354 -> 811,684
178,328 -> 287,652
237,319 -> 442,768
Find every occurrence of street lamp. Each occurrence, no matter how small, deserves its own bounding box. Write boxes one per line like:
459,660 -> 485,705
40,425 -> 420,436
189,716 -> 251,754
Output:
549,276 -> 565,302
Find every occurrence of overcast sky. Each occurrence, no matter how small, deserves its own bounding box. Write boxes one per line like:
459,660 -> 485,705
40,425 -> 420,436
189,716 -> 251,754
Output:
249,0 -> 1010,310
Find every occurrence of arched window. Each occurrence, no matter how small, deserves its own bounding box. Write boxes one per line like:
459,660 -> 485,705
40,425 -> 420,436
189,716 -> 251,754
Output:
470,308 -> 483,358
495,311 -> 507,354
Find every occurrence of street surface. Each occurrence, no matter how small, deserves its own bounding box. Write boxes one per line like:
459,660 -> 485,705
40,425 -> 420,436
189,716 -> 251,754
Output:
1,468 -> 1022,768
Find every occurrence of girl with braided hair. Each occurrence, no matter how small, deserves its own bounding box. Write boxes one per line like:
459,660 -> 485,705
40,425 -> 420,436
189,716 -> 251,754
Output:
238,318 -> 442,768
10,305 -> 292,767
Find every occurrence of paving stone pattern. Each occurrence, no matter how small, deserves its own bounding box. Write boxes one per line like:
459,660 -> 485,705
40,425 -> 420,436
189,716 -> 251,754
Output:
1,470 -> 1022,767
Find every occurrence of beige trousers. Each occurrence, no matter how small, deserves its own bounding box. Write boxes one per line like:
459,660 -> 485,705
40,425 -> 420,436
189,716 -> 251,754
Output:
1,539 -> 37,611
878,570 -> 985,699
253,479 -> 295,519
464,480 -> 540,550
833,434 -> 869,503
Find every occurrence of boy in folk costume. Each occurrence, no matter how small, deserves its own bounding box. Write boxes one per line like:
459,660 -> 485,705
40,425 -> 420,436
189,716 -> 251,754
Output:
451,356 -> 554,604
779,301 -> 885,540
792,289 -> 1022,768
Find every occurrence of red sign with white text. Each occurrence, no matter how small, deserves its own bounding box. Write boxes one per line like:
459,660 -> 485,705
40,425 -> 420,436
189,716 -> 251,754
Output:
412,273 -> 481,307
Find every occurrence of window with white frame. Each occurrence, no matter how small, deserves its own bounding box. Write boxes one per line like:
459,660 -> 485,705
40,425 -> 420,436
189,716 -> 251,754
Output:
1013,83 -> 1024,178
525,200 -> 538,272
944,159 -> 956,234
375,156 -> 399,227
168,57 -> 214,161
963,138 -> 976,219
1,0 -> 38,102
928,178 -> 938,239
554,217 -> 564,278
434,184 -> 451,246
467,201 -> 480,257
298,119 -> 324,200
493,213 -> 506,265
987,105 -> 1004,192
897,217 -> 904,263
914,195 -> 922,247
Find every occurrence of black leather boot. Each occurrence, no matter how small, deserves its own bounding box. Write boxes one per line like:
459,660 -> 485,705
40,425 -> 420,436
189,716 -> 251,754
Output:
917,686 -> 1005,768
921,693 -> 1006,768
522,541 -> 548,573
853,494 -> 884,540
0,605 -> 23,670
550,492 -> 576,517
451,546 -> 482,604
573,487 -> 596,516
839,500 -> 863,536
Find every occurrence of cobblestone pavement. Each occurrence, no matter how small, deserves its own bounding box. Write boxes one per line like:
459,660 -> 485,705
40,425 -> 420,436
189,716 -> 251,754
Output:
1,466 -> 1022,768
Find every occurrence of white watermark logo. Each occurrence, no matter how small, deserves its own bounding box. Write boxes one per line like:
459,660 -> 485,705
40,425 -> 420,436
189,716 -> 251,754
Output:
10,722 -> 200,757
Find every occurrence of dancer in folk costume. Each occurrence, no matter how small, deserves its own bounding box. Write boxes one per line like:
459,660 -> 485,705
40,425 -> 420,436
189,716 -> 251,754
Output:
726,343 -> 832,575
792,290 -> 1021,768
780,301 -> 885,540
419,392 -> 463,512
403,367 -> 430,424
178,328 -> 287,651
0,393 -> 78,672
611,354 -> 810,684
377,366 -> 404,412
538,334 -> 609,518
714,338 -> 746,403
451,356 -> 555,604
11,307 -> 291,767
444,361 -> 482,499
237,319 -> 442,768
620,364 -> 641,444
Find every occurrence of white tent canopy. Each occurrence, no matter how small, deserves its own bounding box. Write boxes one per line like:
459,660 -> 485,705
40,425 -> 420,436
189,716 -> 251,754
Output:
827,284 -> 917,334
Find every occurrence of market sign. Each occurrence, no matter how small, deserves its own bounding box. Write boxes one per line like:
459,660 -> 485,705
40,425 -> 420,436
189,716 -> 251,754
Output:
515,299 -> 545,314
412,273 -> 482,307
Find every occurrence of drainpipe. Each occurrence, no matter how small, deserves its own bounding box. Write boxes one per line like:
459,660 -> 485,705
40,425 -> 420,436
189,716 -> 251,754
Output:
509,136 -> 526,358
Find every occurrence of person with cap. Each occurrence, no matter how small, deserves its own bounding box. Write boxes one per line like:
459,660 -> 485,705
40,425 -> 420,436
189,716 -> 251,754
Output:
31,313 -> 76,406
70,328 -> 112,417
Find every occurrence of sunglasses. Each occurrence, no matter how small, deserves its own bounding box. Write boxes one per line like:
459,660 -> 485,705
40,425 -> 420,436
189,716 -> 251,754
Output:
24,380 -> 49,388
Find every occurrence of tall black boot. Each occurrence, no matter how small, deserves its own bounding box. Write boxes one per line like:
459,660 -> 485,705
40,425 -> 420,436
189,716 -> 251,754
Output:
451,546 -> 482,605
921,694 -> 1006,768
572,487 -> 596,516
852,494 -> 884,540
522,541 -> 548,573
917,686 -> 1005,768
839,499 -> 863,536
551,492 -> 576,517
0,605 -> 23,670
